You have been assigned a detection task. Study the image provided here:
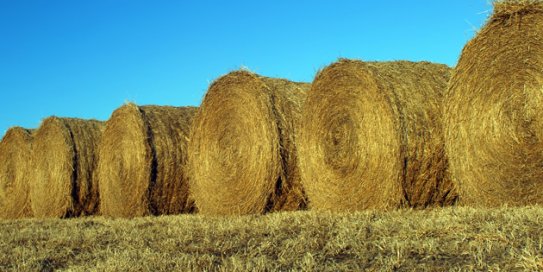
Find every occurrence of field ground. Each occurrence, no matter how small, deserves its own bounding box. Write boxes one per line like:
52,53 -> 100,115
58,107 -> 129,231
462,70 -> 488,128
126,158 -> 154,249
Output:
1,206 -> 543,271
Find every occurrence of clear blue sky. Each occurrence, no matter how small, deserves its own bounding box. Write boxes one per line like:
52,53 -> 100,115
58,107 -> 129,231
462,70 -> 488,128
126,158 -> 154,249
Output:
0,1 -> 491,137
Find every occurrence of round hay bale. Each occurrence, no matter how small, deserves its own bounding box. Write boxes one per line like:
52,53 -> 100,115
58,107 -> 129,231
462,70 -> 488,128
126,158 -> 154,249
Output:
188,70 -> 309,215
0,127 -> 33,219
30,117 -> 104,218
298,59 -> 456,212
444,1 -> 543,207
98,103 -> 197,217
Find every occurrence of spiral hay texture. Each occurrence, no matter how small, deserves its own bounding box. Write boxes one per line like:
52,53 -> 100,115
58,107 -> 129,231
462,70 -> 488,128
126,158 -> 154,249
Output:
188,71 -> 309,215
98,104 -> 197,218
0,127 -> 33,219
299,59 -> 456,212
30,117 -> 104,218
444,1 -> 543,207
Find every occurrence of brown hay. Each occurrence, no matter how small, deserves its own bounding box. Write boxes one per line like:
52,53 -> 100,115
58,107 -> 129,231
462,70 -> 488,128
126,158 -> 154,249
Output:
30,117 -> 104,218
0,127 -> 33,219
444,0 -> 543,207
493,0 -> 543,18
98,103 -> 197,218
188,70 -> 309,215
298,59 -> 456,212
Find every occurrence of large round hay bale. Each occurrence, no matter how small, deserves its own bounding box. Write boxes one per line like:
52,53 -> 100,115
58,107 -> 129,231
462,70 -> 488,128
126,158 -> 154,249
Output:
0,127 -> 33,219
188,70 -> 309,215
98,103 -> 197,217
30,117 -> 104,218
298,59 -> 456,212
444,1 -> 543,207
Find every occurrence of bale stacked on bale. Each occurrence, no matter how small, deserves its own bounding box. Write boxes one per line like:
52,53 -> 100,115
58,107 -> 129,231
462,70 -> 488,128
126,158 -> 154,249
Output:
444,0 -> 543,207
30,117 -> 104,218
188,70 -> 309,215
98,104 -> 197,218
0,127 -> 33,219
298,59 -> 456,212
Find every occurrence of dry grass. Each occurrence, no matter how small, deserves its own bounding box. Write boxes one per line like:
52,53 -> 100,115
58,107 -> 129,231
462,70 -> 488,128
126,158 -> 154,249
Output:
1,207 -> 542,271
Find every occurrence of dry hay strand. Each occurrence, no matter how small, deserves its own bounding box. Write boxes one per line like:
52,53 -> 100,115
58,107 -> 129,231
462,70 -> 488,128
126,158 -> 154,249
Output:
188,70 -> 310,215
298,59 -> 456,212
98,103 -> 197,218
30,117 -> 104,218
444,0 -> 543,207
0,127 -> 33,219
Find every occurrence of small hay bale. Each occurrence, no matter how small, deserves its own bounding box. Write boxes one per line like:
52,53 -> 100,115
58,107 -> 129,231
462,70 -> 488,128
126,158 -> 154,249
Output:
188,70 -> 310,215
98,103 -> 197,217
0,127 -> 33,219
30,117 -> 104,218
444,0 -> 543,206
298,59 -> 456,212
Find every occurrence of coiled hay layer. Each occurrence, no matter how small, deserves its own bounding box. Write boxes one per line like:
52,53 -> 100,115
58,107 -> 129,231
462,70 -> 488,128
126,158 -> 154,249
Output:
299,59 -> 456,212
30,117 -> 104,218
444,1 -> 543,207
98,104 -> 197,218
0,127 -> 33,219
188,71 -> 309,215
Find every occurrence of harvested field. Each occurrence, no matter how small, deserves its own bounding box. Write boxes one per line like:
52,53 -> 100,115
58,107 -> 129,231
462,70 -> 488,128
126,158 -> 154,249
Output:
0,207 -> 542,271
188,71 -> 310,215
98,104 -> 197,218
299,59 -> 456,212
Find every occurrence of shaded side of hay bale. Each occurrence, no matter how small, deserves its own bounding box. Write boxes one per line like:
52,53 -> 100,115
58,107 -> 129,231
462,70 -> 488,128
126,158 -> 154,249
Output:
299,59 -> 455,212
188,71 -> 309,215
0,127 -> 33,219
444,1 -> 543,206
261,77 -> 308,211
373,61 -> 456,208
30,117 -> 104,218
98,104 -> 197,217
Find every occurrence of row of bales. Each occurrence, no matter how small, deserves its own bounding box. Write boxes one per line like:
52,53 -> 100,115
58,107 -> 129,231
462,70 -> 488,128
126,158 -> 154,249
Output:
1,1 -> 543,218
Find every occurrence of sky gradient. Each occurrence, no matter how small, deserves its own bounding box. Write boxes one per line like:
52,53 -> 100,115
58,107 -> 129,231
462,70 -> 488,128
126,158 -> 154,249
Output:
0,1 -> 492,136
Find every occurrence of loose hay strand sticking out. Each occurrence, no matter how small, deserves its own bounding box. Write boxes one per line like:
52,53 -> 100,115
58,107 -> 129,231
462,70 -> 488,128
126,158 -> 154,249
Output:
30,117 -> 104,218
0,127 -> 33,219
299,59 -> 455,212
444,0 -> 543,206
98,104 -> 197,217
188,71 -> 309,215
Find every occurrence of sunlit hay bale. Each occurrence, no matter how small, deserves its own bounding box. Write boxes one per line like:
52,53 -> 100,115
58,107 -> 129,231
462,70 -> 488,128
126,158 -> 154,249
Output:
444,0 -> 543,207
299,59 -> 456,212
30,117 -> 104,218
0,127 -> 34,219
188,70 -> 310,215
98,103 -> 197,218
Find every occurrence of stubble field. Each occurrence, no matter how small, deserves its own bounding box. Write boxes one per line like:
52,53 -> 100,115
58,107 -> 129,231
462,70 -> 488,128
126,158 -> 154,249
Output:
1,206 -> 542,271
